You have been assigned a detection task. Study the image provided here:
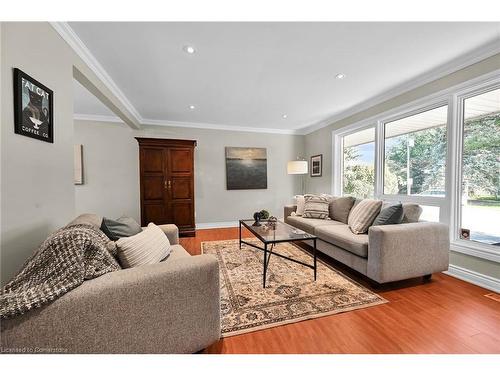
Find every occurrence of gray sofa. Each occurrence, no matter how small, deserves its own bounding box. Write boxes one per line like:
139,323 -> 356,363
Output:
1,221 -> 221,354
284,201 -> 449,284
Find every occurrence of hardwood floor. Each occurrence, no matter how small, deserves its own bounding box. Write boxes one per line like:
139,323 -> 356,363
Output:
180,228 -> 500,354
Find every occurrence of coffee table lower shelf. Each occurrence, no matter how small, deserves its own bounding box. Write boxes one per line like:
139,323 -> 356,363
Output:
239,220 -> 317,288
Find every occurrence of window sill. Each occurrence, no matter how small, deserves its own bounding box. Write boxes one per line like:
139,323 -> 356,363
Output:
450,240 -> 500,263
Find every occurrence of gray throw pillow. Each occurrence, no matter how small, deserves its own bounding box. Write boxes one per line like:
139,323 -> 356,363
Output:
372,203 -> 404,226
101,216 -> 143,241
330,196 -> 355,224
402,203 -> 423,223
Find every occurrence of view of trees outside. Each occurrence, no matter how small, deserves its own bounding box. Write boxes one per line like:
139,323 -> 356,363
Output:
342,143 -> 375,198
461,88 -> 500,245
384,126 -> 447,196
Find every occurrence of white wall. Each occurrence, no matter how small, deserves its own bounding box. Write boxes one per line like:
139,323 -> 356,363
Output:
73,120 -> 304,226
1,23 -> 76,284
74,121 -> 140,221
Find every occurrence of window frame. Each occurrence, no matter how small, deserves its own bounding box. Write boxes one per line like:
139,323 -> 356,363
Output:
333,122 -> 376,197
331,69 -> 500,262
450,81 -> 500,262
378,100 -> 451,224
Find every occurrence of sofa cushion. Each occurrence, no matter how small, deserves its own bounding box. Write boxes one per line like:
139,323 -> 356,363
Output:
402,203 -> 423,223
348,199 -> 383,234
315,224 -> 369,258
303,194 -> 330,219
165,244 -> 191,261
116,223 -> 171,268
373,203 -> 404,226
285,215 -> 342,234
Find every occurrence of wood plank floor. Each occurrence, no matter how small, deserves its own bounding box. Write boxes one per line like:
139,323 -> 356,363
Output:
180,228 -> 500,354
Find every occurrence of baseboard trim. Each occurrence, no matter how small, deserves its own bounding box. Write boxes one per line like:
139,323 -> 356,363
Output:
444,264 -> 500,293
196,221 -> 239,229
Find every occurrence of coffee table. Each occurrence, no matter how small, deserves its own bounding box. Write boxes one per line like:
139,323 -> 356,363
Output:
239,219 -> 318,288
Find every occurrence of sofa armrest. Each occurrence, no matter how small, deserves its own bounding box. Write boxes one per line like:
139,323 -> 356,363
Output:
284,205 -> 297,219
367,222 -> 449,283
1,255 -> 220,353
158,224 -> 179,244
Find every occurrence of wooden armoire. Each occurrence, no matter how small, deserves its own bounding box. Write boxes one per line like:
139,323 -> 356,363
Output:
136,138 -> 196,237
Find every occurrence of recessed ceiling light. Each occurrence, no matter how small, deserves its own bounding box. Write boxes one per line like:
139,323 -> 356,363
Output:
183,45 -> 196,54
189,105 -> 196,110
335,73 -> 346,79
282,114 -> 288,119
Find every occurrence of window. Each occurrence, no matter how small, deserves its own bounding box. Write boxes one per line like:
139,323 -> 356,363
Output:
332,73 -> 500,259
342,127 -> 375,198
384,105 -> 448,196
460,88 -> 500,245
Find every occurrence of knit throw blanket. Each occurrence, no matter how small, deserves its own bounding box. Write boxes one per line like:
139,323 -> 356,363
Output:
0,224 -> 121,319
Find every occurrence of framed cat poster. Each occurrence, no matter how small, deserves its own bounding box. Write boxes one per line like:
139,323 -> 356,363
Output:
13,68 -> 54,143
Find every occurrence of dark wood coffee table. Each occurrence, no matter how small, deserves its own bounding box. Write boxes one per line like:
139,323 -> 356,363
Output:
239,219 -> 318,288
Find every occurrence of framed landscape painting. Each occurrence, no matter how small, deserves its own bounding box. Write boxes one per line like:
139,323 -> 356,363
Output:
225,147 -> 267,190
311,154 -> 322,177
13,68 -> 54,143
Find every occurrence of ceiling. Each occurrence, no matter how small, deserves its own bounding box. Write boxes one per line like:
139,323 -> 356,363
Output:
70,22 -> 500,132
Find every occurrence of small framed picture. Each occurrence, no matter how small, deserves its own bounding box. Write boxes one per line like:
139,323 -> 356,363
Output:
13,68 -> 54,143
310,154 -> 322,177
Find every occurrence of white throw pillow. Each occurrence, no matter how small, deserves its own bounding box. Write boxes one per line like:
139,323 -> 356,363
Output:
348,199 -> 383,234
295,195 -> 306,216
115,223 -> 171,268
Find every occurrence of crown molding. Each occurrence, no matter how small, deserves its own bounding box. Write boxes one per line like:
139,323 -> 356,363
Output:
73,113 -> 125,123
142,118 -> 301,135
300,38 -> 500,135
50,22 -> 143,123
74,114 -> 301,135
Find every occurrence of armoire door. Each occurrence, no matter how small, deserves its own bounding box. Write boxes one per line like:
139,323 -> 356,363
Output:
137,138 -> 196,237
167,147 -> 195,234
139,146 -> 171,225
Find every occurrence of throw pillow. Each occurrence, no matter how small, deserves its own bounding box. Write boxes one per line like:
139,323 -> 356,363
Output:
295,195 -> 306,216
101,216 -> 143,241
348,199 -> 383,234
303,194 -> 330,219
330,196 -> 355,224
372,203 -> 404,226
402,203 -> 423,223
115,223 -> 171,268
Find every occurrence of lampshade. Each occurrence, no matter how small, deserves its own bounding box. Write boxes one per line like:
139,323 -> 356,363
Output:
287,160 -> 308,175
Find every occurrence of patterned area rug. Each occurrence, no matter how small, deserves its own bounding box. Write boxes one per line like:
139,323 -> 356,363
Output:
202,239 -> 387,337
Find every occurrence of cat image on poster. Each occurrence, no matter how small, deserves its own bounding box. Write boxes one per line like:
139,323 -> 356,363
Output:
22,89 -> 49,130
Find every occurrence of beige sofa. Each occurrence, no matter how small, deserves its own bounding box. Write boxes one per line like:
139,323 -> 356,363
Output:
1,221 -> 221,354
284,201 -> 449,284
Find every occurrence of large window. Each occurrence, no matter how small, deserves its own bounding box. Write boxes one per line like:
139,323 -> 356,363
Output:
384,105 -> 448,196
460,88 -> 500,246
333,73 -> 500,260
342,127 -> 375,198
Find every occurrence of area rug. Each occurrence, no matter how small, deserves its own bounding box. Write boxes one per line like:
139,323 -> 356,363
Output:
202,239 -> 387,337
